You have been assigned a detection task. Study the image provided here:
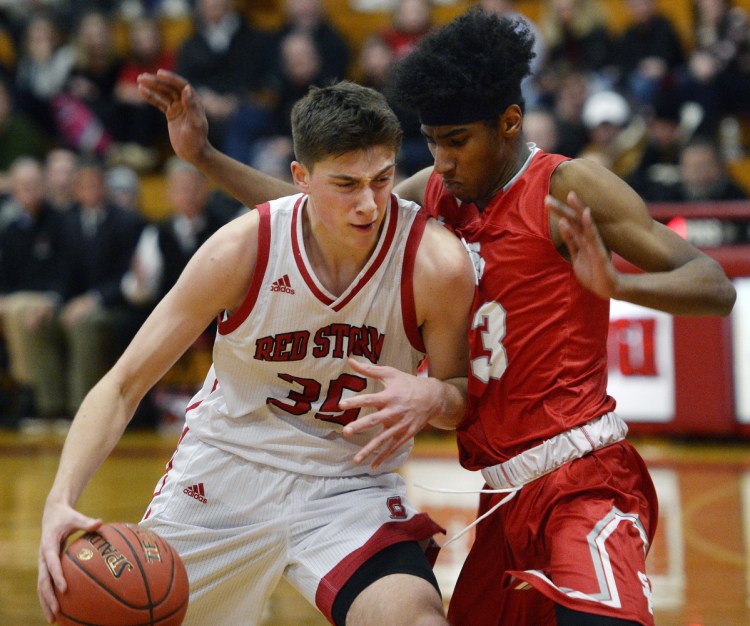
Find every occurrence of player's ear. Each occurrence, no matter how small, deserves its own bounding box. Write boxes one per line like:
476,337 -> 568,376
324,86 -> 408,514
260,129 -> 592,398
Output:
291,161 -> 311,192
500,104 -> 523,138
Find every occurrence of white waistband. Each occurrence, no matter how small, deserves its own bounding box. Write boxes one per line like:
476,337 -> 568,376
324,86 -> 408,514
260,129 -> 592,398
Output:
480,412 -> 628,490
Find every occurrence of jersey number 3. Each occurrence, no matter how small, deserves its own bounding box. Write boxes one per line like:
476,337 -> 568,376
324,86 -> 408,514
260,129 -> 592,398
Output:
268,373 -> 367,425
471,301 -> 508,383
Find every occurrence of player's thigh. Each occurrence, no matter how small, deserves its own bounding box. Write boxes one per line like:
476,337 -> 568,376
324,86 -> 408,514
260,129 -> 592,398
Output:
346,573 -> 446,626
543,490 -> 654,624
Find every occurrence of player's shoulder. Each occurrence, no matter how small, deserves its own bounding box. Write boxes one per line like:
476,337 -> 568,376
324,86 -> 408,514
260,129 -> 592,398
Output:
198,207 -> 262,265
417,216 -> 475,284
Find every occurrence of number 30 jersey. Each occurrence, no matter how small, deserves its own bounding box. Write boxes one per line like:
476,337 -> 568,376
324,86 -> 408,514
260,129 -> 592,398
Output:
185,193 -> 428,477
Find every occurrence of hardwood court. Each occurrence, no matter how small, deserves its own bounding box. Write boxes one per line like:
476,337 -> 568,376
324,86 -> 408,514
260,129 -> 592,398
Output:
2,427 -> 749,626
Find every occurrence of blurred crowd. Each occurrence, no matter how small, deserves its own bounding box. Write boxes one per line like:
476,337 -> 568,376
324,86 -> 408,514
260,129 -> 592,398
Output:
0,0 -> 749,429
2,0 -> 750,191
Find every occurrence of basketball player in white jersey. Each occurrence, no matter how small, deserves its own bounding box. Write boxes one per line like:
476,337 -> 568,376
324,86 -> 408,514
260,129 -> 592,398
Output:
37,81 -> 476,625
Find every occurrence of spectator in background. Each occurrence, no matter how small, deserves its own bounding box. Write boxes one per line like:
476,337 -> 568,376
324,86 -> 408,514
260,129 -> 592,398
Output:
0,157 -> 69,424
627,94 -> 686,200
0,77 -> 50,180
272,31 -> 325,136
550,69 -> 591,158
57,10 -> 122,149
579,88 -> 647,178
121,158 -> 228,315
20,159 -> 143,422
176,0 -> 275,149
224,29 -> 323,170
678,0 -> 750,134
523,107 -> 561,153
43,148 -> 77,212
115,0 -> 191,20
355,35 -> 431,176
539,0 -> 612,76
660,137 -> 749,248
381,0 -> 432,61
270,0 -> 351,83
652,137 -> 748,202
14,11 -> 75,137
611,0 -> 685,107
105,164 -> 142,212
112,16 -> 175,169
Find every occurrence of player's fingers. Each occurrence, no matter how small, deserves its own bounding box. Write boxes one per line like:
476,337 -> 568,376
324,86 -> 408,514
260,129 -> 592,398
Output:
566,190 -> 587,214
557,218 -> 580,258
353,418 -> 410,464
137,72 -> 180,98
370,432 -> 413,469
42,541 -> 67,594
45,516 -> 102,591
137,85 -> 169,113
138,78 -> 184,109
347,357 -> 391,380
181,83 -> 201,111
37,552 -> 60,621
580,208 -> 608,252
339,389 -> 385,413
154,68 -> 189,89
545,195 -> 577,222
342,401 -> 402,436
354,431 -> 394,465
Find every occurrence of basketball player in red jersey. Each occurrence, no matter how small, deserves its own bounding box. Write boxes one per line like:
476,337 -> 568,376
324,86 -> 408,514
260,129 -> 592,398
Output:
136,11 -> 735,623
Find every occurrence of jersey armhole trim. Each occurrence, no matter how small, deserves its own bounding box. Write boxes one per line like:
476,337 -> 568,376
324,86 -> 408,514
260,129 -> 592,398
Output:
218,203 -> 272,335
402,208 -> 428,353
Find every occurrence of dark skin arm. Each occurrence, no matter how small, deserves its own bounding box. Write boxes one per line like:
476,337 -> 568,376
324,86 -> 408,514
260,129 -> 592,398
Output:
546,158 -> 736,316
137,70 -> 296,207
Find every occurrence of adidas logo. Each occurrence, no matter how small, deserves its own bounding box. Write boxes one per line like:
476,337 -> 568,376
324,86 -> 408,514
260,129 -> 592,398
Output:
183,483 -> 207,504
271,274 -> 295,294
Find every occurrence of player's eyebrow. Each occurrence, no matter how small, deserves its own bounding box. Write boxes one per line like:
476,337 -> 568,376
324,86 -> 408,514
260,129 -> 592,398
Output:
328,163 -> 396,182
421,126 -> 470,140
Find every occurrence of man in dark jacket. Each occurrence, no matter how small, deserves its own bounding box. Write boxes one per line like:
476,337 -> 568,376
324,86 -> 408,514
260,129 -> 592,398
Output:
21,159 -> 143,420
0,157 -> 67,421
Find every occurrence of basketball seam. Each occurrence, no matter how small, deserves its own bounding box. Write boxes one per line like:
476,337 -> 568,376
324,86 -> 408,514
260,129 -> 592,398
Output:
112,524 -> 156,624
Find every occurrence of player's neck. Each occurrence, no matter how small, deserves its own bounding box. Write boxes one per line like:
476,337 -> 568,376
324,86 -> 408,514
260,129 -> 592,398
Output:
478,143 -> 533,210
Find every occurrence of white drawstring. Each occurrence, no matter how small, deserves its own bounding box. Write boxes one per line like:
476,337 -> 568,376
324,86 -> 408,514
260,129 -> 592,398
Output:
412,482 -> 521,547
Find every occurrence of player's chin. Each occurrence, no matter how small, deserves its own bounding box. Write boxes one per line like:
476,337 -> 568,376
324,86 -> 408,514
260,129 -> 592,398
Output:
446,185 -> 475,204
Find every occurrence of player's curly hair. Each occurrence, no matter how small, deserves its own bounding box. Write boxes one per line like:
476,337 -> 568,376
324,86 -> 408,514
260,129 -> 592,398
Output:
388,9 -> 536,125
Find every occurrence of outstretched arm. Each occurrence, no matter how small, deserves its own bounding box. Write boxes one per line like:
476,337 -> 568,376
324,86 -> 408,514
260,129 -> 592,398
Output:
340,219 -> 475,468
547,159 -> 736,316
137,70 -> 296,208
37,214 -> 261,624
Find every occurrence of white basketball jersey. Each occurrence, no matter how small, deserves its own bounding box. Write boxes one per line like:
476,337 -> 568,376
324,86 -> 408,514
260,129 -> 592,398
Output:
185,193 -> 428,476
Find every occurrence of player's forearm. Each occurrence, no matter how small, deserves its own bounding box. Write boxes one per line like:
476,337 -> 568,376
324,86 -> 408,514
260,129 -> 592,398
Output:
614,256 -> 736,316
46,376 -> 139,508
428,376 -> 468,430
191,144 -> 296,209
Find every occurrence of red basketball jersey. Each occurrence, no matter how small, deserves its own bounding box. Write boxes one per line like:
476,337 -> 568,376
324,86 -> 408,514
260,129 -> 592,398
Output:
424,149 -> 617,470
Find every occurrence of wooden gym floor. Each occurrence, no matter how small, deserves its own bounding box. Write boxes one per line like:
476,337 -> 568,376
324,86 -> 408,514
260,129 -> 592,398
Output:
1,426 -> 749,626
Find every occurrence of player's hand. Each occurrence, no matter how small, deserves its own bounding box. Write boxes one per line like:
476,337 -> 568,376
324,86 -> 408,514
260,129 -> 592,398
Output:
37,501 -> 102,624
137,70 -> 211,165
546,191 -> 619,300
339,358 -> 443,469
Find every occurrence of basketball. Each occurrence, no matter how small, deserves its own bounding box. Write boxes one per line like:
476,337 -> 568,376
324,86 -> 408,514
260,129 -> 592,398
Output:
55,522 -> 189,626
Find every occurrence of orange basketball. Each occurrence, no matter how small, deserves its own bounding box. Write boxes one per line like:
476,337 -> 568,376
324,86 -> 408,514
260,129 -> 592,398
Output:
55,522 -> 189,626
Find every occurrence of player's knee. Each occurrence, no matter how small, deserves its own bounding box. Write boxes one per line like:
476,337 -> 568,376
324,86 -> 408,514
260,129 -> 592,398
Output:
332,541 -> 444,626
345,574 -> 446,626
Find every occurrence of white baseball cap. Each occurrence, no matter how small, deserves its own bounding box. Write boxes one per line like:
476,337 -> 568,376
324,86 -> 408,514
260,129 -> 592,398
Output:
582,90 -> 631,129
